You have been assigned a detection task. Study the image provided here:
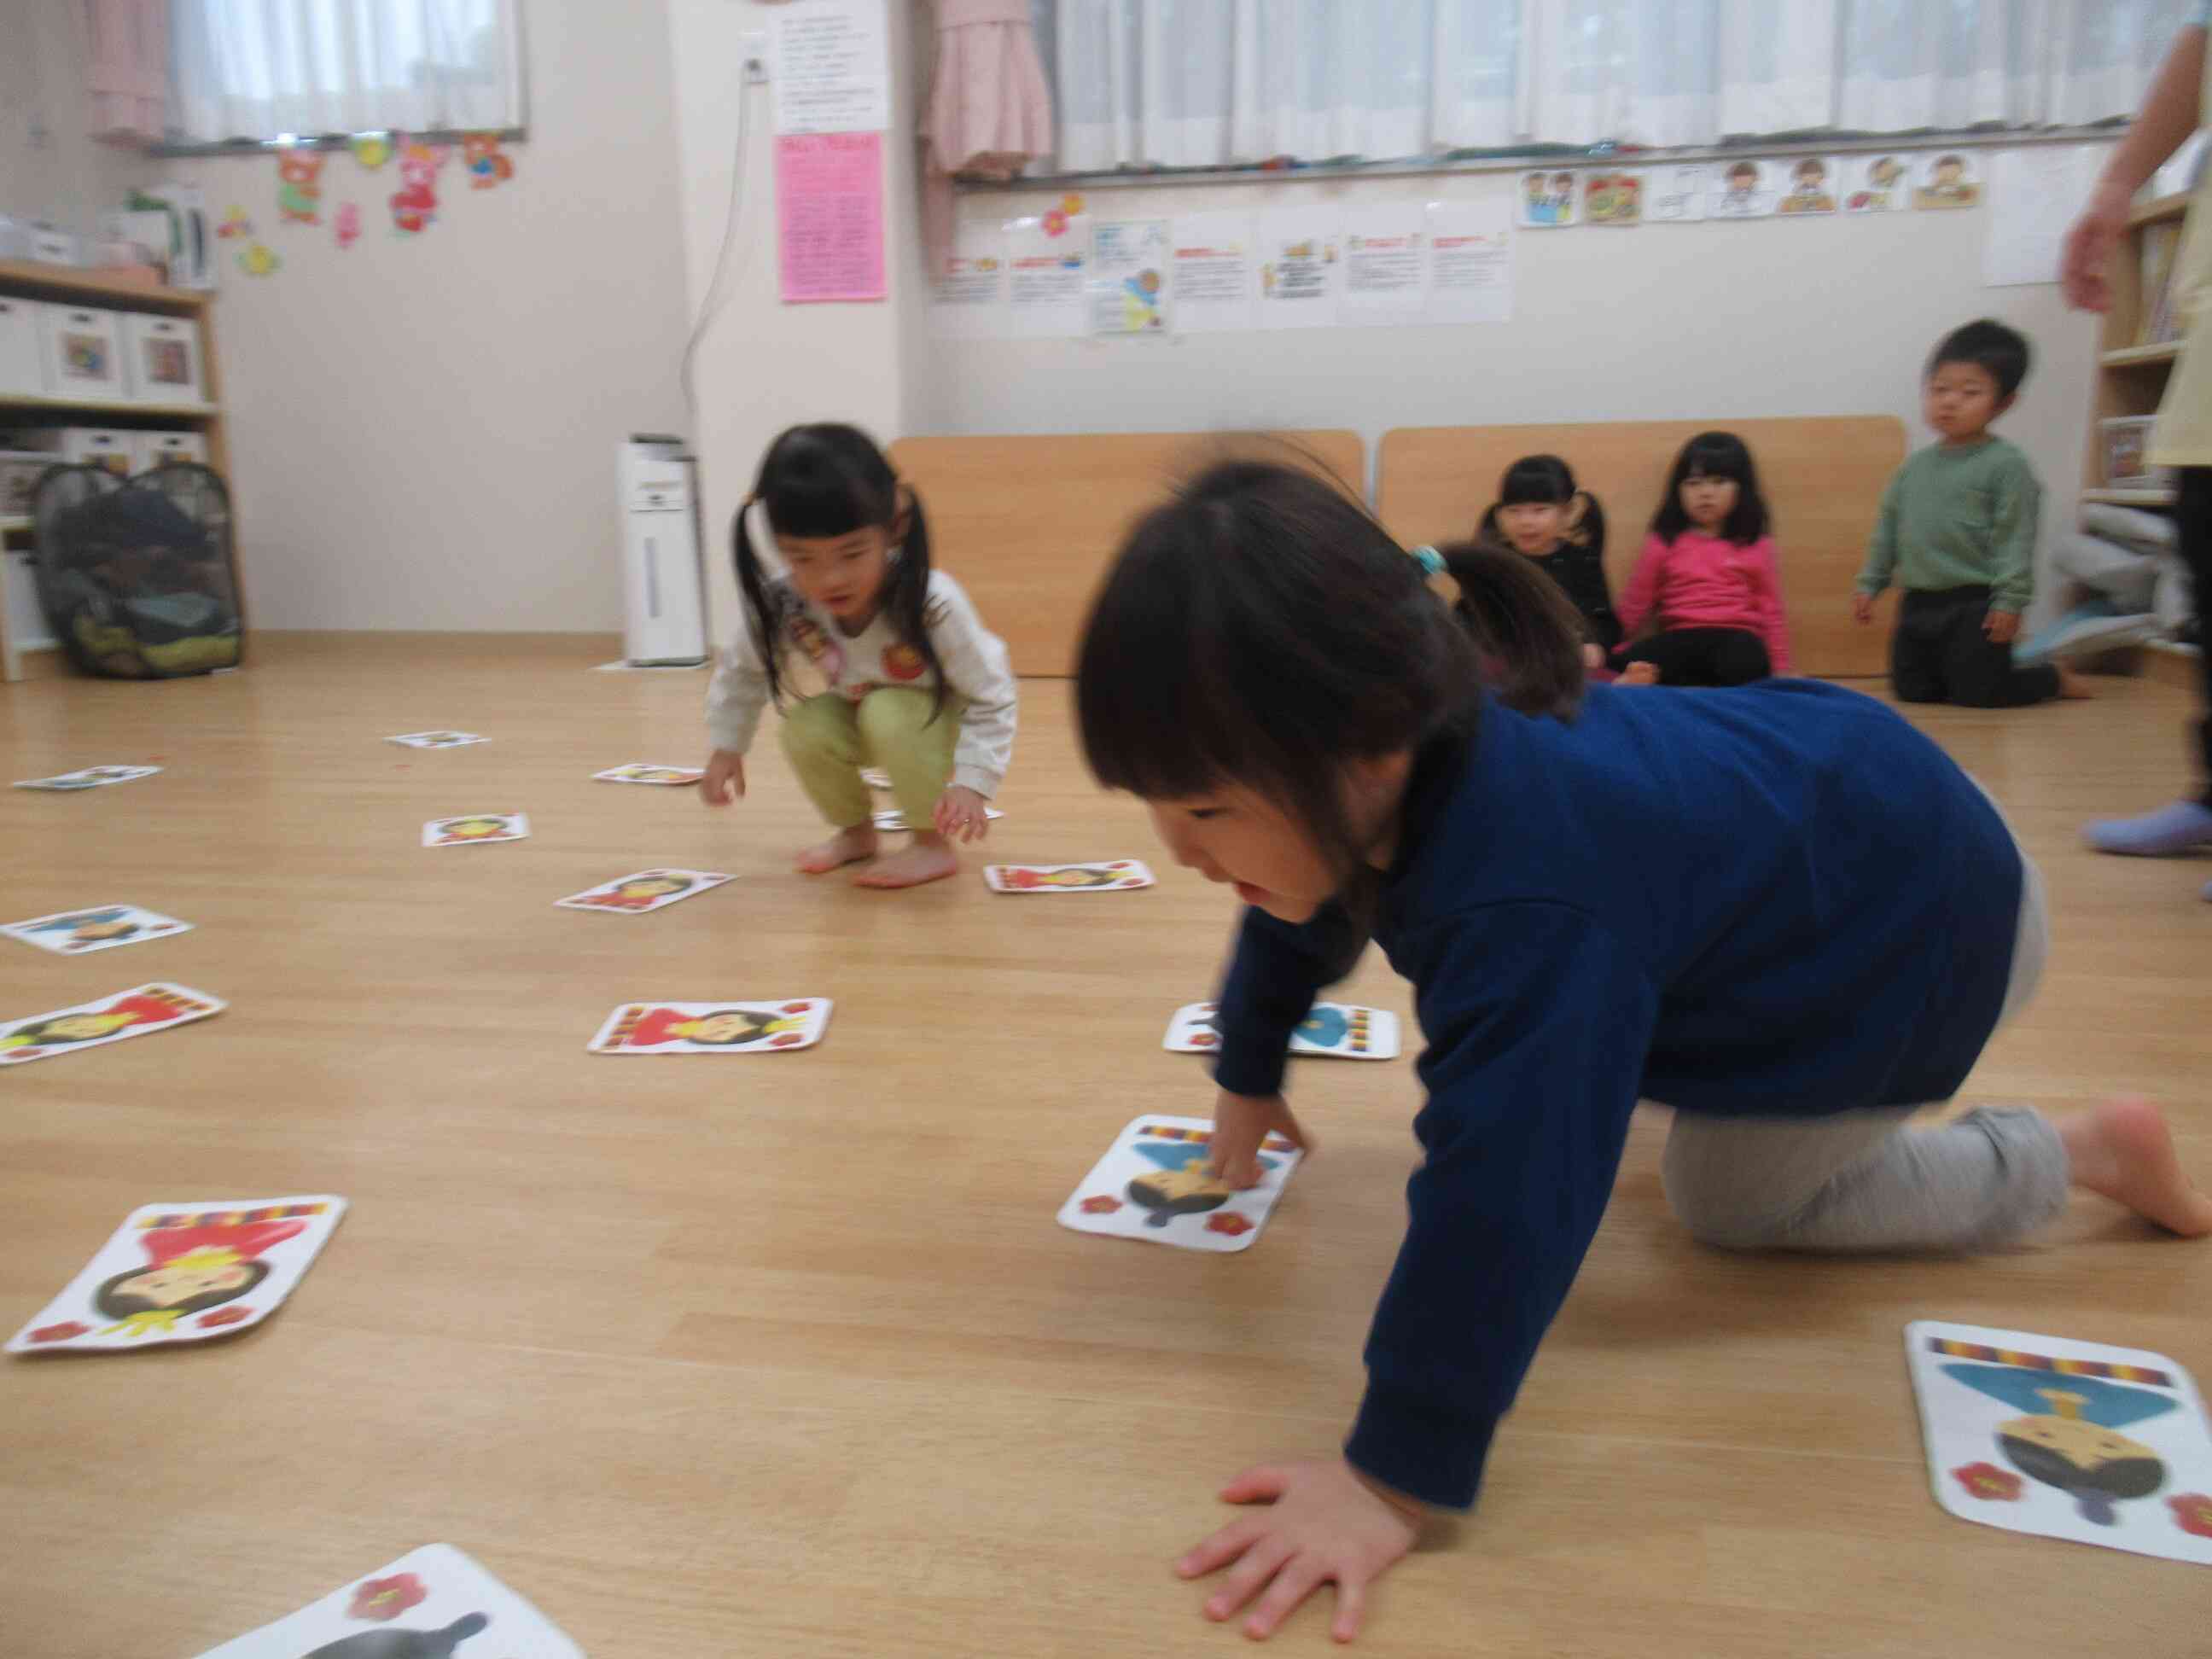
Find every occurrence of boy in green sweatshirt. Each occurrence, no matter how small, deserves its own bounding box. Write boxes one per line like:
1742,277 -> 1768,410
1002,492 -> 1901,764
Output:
1854,318 -> 2087,706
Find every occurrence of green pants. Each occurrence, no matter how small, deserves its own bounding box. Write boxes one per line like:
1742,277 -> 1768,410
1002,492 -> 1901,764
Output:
779,689 -> 961,831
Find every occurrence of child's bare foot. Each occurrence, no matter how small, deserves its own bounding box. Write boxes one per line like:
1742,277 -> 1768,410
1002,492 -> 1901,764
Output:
2056,662 -> 2094,700
2059,1097 -> 2212,1236
853,836 -> 958,889
795,824 -> 877,874
1618,661 -> 1660,686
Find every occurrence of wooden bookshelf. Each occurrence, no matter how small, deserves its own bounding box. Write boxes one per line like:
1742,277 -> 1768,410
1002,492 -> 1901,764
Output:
2084,190 -> 2193,504
2127,191 -> 2192,228
1,261 -> 230,683
2081,486 -> 2178,507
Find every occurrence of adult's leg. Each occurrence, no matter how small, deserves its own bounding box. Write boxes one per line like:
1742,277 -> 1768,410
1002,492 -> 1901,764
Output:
2085,466 -> 2212,852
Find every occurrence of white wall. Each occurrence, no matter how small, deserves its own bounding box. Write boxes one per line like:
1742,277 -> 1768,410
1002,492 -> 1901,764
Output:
0,0 -> 147,240
663,0 -> 928,646
159,0 -> 693,632
916,166 -> 2109,624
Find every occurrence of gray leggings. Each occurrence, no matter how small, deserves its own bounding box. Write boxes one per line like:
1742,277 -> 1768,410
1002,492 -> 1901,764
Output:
1663,847 -> 2068,1252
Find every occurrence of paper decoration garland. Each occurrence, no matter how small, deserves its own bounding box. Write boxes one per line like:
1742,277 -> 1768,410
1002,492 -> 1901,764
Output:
335,202 -> 360,250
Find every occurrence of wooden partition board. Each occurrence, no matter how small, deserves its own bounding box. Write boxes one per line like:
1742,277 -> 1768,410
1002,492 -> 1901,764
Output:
1378,417 -> 1907,678
889,431 -> 1365,676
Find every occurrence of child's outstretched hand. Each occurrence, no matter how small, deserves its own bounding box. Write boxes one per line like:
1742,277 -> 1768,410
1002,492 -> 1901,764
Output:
1176,1457 -> 1423,1643
933,784 -> 992,841
700,749 -> 746,806
1851,591 -> 1875,625
1983,608 -> 2020,644
1210,1089 -> 1311,1190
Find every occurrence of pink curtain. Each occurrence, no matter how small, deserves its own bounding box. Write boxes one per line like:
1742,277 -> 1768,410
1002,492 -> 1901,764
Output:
86,0 -> 168,146
922,0 -> 1055,276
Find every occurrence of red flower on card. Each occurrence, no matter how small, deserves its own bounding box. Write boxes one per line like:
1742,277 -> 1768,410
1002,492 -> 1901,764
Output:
1190,1033 -> 1218,1048
197,1307 -> 253,1330
1042,208 -> 1068,237
1205,1214 -> 1254,1237
1005,870 -> 1043,888
2170,1493 -> 2212,1538
1080,1195 -> 1121,1214
1951,1462 -> 2023,1502
348,1573 -> 428,1621
27,1321 -> 90,1344
3,1049 -> 44,1062
779,1002 -> 812,1016
768,1033 -> 805,1048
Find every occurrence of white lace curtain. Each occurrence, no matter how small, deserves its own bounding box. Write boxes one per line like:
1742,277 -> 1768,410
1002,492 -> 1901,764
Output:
169,0 -> 526,143
1044,0 -> 2198,173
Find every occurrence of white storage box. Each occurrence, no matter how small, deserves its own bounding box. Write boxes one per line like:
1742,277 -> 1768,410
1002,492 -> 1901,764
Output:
2099,416 -> 2178,493
122,313 -> 205,405
38,304 -> 124,401
62,428 -> 137,479
1,448 -> 63,518
29,227 -> 80,265
0,298 -> 43,394
4,549 -> 55,650
135,431 -> 209,471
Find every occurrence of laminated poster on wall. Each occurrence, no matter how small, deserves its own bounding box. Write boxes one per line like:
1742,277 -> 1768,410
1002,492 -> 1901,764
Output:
1088,218 -> 1171,337
1256,207 -> 1342,330
1169,211 -> 1256,333
1709,158 -> 1778,219
1003,211 -> 1089,337
1916,150 -> 1984,210
930,221 -> 1007,339
776,131 -> 887,304
1423,199 -> 1512,326
1775,156 -> 1842,216
1517,166 -> 1578,228
1340,204 -> 1429,328
1581,169 -> 1642,227
1644,165 -> 1708,223
1842,153 -> 1912,213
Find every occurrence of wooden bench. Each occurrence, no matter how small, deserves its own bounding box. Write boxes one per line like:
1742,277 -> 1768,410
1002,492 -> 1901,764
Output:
1377,417 -> 1907,678
888,431 -> 1365,676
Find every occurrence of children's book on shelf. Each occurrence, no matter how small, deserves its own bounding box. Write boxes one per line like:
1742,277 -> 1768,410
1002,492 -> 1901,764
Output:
2139,222 -> 2183,347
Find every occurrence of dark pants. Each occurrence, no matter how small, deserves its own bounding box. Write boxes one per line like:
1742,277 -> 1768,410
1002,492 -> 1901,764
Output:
1890,586 -> 2059,708
2178,468 -> 2212,808
1620,626 -> 1771,687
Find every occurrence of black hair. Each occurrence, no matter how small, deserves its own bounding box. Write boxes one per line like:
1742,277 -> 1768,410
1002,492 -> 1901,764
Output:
94,1259 -> 270,1318
1476,454 -> 1606,557
1929,317 -> 2031,399
1651,430 -> 1771,546
1075,460 -> 1583,899
686,1010 -> 789,1045
1936,153 -> 1966,172
735,422 -> 946,723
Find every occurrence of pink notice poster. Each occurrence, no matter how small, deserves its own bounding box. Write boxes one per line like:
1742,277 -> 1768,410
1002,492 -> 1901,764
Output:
776,131 -> 886,304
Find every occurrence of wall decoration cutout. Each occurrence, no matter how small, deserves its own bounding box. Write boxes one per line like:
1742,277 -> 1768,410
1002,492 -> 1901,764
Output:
217,205 -> 253,240
335,202 -> 361,250
276,151 -> 323,225
238,242 -> 281,277
389,143 -> 445,234
463,134 -> 515,189
351,134 -> 393,171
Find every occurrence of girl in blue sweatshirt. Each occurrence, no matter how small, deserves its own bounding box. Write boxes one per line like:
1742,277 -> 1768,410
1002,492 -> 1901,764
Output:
1074,460 -> 2211,1644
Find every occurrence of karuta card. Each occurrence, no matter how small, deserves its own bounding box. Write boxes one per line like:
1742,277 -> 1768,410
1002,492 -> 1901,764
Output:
193,1542 -> 582,1658
387,730 -> 487,748
1060,1115 -> 1302,1252
0,981 -> 224,1068
587,997 -> 830,1055
3,903 -> 193,956
984,860 -> 1155,894
1164,999 -> 1400,1061
12,764 -> 161,791
554,867 -> 732,915
593,762 -> 704,786
1906,1320 -> 2212,1564
871,806 -> 1003,832
422,812 -> 529,847
7,1196 -> 346,1354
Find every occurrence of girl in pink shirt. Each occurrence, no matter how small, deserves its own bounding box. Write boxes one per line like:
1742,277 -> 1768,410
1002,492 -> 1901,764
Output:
1616,432 -> 1792,685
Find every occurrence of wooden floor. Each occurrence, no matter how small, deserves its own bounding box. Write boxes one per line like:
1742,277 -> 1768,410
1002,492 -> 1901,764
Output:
2,635 -> 2207,1657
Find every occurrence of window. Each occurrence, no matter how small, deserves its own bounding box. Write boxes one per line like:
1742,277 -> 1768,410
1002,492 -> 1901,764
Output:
168,0 -> 525,147
1039,0 -> 2197,175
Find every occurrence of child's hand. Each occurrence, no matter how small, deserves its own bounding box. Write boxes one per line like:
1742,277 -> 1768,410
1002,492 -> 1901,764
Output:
699,749 -> 746,806
1210,1090 -> 1311,1190
1852,591 -> 1875,625
1175,1457 -> 1423,1643
1983,608 -> 2021,644
933,784 -> 992,842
